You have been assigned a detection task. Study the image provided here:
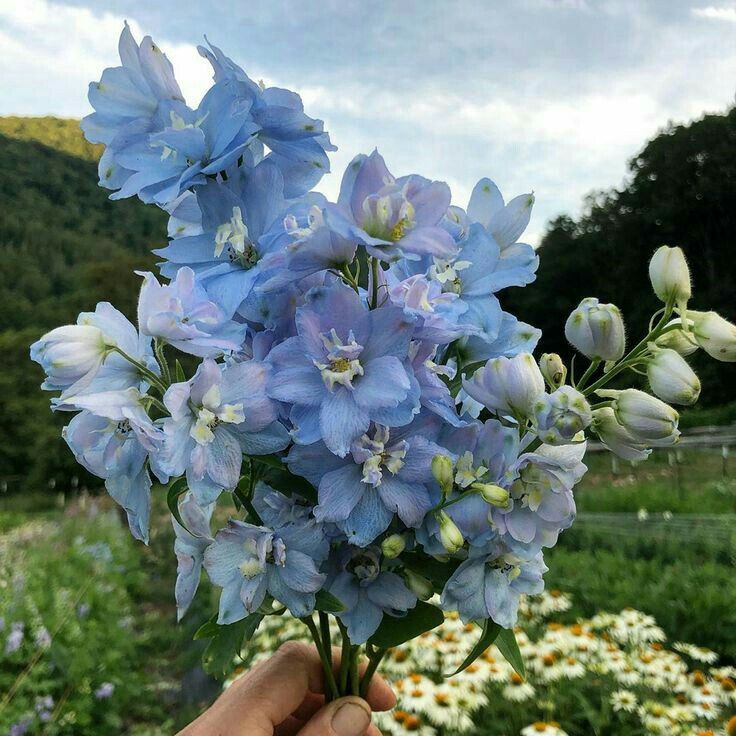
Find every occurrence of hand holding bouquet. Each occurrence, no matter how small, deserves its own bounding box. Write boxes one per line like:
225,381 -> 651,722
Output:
31,24 -> 735,700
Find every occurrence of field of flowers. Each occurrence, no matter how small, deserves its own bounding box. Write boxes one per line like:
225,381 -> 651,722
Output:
1,450 -> 734,735
237,592 -> 736,736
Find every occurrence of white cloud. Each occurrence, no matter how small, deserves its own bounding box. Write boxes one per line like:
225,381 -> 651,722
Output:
692,6 -> 736,22
1,0 -> 735,246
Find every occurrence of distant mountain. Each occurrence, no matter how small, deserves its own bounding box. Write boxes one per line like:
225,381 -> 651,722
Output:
0,117 -> 166,489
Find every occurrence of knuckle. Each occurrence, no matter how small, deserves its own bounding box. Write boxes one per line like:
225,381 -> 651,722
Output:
277,639 -> 311,661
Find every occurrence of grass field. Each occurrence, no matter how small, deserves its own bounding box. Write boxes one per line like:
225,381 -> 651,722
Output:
1,447 -> 734,734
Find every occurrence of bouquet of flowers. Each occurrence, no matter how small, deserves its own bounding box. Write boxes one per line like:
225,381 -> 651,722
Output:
30,24 -> 735,700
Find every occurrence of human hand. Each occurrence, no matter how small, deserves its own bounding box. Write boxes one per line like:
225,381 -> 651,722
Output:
177,641 -> 396,736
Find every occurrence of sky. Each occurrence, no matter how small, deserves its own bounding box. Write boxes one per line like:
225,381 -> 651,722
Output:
1,0 -> 735,245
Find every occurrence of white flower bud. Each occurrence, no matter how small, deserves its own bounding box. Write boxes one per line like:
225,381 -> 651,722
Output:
649,246 -> 691,307
404,570 -> 434,601
462,353 -> 545,419
437,511 -> 464,554
471,482 -> 511,509
646,345 -> 700,405
539,353 -> 567,389
30,324 -> 108,392
533,386 -> 592,445
688,310 -> 736,362
431,454 -> 455,497
591,407 -> 651,461
655,319 -> 698,356
381,534 -> 406,559
597,388 -> 680,445
565,298 -> 626,361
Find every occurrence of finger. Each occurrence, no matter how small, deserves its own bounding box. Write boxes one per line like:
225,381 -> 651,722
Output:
274,715 -> 304,736
211,641 -> 327,732
328,648 -> 396,712
296,697 -> 372,736
291,692 -> 325,721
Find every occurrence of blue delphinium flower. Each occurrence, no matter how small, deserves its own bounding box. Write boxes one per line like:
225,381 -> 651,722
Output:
157,358 -> 289,504
287,423 -> 441,546
494,442 -> 587,549
323,150 -> 457,262
81,23 -> 187,193
62,392 -> 162,543
440,541 -> 547,628
137,266 -> 248,356
172,492 -> 214,620
329,546 -> 417,644
203,517 -> 327,623
267,282 -> 418,457
31,302 -> 157,405
198,40 -> 336,198
154,160 -> 288,318
417,418 -> 519,554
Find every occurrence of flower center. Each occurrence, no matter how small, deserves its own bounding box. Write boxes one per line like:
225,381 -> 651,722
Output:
454,451 -> 488,489
347,548 -> 380,583
314,328 -> 364,390
430,257 -> 472,295
352,425 -> 408,486
361,183 -> 416,242
189,384 -> 245,445
238,535 -> 286,578
215,206 -> 259,269
489,553 -> 522,581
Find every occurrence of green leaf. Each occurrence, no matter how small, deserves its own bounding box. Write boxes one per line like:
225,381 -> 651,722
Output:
314,590 -> 345,613
401,552 -> 461,592
175,359 -> 186,383
166,477 -> 189,531
193,615 -> 219,641
201,613 -> 264,679
445,618 -> 500,676
496,628 -> 526,679
368,601 -> 444,649
261,467 -> 318,503
254,454 -> 287,470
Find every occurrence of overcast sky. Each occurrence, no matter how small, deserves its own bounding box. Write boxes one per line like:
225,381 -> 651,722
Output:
2,0 -> 735,244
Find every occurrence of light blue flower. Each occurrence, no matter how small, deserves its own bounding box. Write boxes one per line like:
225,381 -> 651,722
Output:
324,150 -> 457,262
172,492 -> 214,620
157,358 -> 289,504
287,423 -> 440,546
63,393 -> 161,543
203,518 -> 327,623
329,546 -> 417,644
154,160 -> 287,319
534,386 -> 592,445
81,23 -> 188,193
31,302 -> 157,405
267,282 -> 419,457
440,541 -> 547,627
493,442 -> 587,549
198,39 -> 336,197
137,266 -> 247,356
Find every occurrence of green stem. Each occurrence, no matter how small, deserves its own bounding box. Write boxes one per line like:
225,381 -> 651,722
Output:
575,359 -> 600,391
319,611 -> 332,661
154,339 -> 172,386
337,620 -> 351,696
339,264 -> 359,293
349,645 -> 361,697
233,482 -> 262,525
109,346 -> 167,394
369,257 -> 380,309
144,396 -> 169,415
584,301 -> 675,396
302,616 -> 339,702
433,488 -> 476,512
359,647 -> 388,698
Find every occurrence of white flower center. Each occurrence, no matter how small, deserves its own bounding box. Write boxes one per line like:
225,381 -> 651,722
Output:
454,451 -> 488,489
314,328 -> 364,390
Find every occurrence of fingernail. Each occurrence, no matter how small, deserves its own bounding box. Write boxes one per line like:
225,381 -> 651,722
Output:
331,700 -> 371,736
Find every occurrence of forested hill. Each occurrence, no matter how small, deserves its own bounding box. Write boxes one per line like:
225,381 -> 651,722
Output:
0,117 -> 166,489
505,106 -> 736,413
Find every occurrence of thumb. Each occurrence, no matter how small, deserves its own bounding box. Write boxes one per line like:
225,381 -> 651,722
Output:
296,696 -> 372,736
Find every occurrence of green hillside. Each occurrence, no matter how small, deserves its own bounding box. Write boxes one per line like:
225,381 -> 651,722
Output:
0,117 -> 166,489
